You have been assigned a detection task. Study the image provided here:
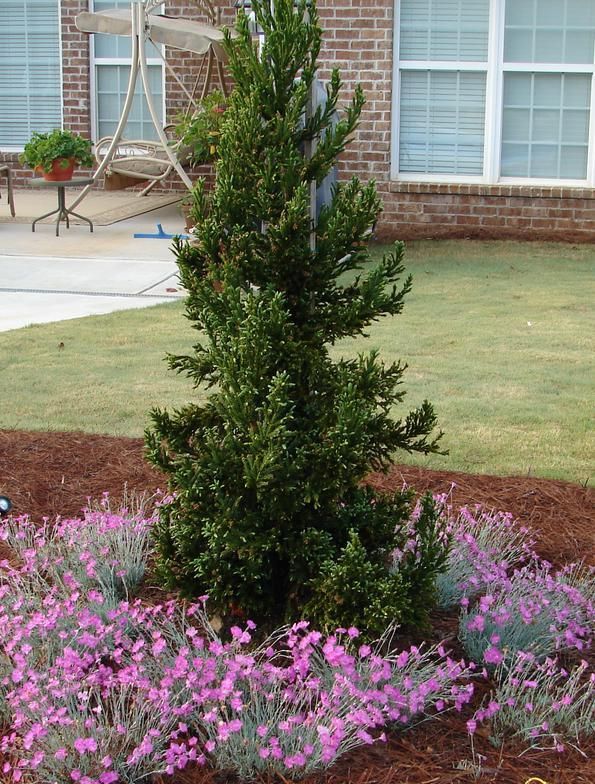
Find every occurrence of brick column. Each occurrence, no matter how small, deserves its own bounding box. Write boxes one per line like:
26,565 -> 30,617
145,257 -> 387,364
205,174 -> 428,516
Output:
61,0 -> 92,137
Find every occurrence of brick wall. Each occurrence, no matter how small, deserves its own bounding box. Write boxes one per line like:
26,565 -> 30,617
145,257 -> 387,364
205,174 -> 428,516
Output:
380,182 -> 595,242
1,0 -> 91,187
2,0 -> 594,240
315,0 -> 595,242
317,0 -> 393,183
61,0 -> 92,137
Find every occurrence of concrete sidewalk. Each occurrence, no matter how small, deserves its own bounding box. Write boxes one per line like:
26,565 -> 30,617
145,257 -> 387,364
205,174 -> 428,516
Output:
0,195 -> 188,332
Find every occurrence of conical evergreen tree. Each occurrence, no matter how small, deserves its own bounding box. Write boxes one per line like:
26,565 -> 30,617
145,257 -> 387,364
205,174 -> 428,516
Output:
146,0 -> 445,633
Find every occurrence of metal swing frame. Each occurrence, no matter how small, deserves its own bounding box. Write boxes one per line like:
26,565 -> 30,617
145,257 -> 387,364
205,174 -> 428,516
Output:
72,0 -> 228,209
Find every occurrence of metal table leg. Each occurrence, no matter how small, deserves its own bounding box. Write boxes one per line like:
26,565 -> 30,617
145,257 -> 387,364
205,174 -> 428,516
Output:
32,203 -> 61,233
65,207 -> 93,233
7,168 -> 15,217
31,185 -> 94,235
0,166 -> 16,217
57,186 -> 67,236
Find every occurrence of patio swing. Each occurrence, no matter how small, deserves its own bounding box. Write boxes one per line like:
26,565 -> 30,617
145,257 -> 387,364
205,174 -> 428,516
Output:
72,0 -> 231,208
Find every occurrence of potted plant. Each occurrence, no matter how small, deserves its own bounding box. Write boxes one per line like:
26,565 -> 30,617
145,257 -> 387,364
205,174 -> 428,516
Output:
19,128 -> 94,181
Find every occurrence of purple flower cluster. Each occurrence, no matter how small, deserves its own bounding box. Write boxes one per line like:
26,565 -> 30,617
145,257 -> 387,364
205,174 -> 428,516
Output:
459,561 -> 594,668
435,505 -> 535,609
391,491 -> 451,567
0,494 -> 155,607
194,623 -> 475,779
421,499 -> 592,668
1,494 -> 592,775
0,508 -> 476,782
424,499 -> 594,754
469,651 -> 594,753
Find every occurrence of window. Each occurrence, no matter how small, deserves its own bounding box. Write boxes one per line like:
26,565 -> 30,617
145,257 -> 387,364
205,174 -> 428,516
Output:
91,0 -> 164,141
0,0 -> 62,148
393,0 -> 595,184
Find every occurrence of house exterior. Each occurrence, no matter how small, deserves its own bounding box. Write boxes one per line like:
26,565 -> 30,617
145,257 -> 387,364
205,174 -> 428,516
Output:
1,0 -> 595,241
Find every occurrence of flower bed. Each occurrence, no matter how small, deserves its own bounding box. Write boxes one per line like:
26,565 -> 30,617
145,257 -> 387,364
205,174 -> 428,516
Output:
0,492 -> 592,783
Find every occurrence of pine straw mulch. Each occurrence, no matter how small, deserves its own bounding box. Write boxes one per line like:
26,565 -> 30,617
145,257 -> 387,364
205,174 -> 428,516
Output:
0,428 -> 594,784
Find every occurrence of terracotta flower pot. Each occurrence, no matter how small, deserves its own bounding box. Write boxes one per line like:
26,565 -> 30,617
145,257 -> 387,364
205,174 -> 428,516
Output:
36,158 -> 76,181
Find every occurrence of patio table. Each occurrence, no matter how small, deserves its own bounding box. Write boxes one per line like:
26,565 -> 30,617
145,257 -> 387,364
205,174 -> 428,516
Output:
31,177 -> 94,237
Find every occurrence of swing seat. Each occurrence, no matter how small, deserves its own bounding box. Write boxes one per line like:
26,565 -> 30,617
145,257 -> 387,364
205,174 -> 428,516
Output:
95,129 -> 191,196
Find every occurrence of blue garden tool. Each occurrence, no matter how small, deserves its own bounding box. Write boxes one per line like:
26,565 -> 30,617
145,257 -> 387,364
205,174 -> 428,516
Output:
133,223 -> 190,239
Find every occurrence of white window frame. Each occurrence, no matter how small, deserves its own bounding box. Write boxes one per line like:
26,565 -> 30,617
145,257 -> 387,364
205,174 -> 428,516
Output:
0,0 -> 64,152
89,0 -> 166,142
391,0 -> 595,187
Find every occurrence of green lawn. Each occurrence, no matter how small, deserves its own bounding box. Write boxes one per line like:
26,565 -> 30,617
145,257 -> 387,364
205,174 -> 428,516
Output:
1,240 -> 593,483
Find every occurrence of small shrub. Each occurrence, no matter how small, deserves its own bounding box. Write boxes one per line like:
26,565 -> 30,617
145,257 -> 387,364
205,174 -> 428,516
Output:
303,491 -> 450,636
305,528 -> 414,637
391,493 -> 452,627
174,88 -> 226,167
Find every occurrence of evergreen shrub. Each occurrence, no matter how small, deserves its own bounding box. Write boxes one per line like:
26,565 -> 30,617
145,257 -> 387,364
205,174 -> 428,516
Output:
146,0 -> 445,632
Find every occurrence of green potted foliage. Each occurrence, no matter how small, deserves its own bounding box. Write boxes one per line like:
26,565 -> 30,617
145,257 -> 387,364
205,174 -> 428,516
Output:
176,90 -> 227,230
174,89 -> 226,167
19,128 -> 94,181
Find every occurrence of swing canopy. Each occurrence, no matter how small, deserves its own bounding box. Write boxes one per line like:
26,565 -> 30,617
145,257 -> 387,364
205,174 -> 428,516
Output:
76,9 -> 229,60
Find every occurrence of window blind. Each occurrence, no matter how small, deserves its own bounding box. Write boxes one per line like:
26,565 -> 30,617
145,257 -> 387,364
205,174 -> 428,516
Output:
399,71 -> 486,175
399,0 -> 490,62
0,0 -> 62,147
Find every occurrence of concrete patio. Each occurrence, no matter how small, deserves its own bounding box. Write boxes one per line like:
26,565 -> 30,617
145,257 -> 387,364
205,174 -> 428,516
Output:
0,189 -> 188,332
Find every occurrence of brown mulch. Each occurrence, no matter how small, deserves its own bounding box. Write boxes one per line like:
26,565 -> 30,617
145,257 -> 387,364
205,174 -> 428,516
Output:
368,465 -> 594,568
0,428 -> 594,783
2,429 -> 592,567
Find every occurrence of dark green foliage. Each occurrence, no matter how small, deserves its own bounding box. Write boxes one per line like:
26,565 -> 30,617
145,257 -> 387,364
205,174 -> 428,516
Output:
146,0 -> 445,632
304,492 -> 451,636
393,493 -> 453,630
306,530 -> 414,639
19,128 -> 94,173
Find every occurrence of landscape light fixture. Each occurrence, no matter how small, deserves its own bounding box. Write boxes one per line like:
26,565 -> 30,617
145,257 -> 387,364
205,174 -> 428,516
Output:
0,495 -> 12,517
